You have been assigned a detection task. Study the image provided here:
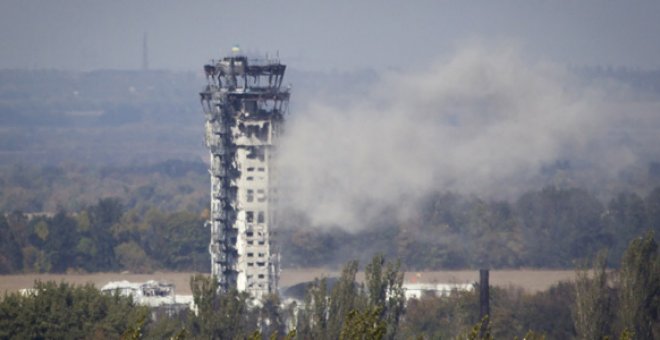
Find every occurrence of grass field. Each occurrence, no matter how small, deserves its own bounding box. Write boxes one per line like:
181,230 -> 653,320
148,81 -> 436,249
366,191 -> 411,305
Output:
0,269 -> 576,296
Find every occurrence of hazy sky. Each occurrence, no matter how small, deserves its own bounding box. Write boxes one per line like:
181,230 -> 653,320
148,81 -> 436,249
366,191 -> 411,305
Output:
1,0 -> 659,71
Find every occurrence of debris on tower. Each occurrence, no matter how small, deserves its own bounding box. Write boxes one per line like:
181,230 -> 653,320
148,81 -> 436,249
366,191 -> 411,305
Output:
200,52 -> 289,299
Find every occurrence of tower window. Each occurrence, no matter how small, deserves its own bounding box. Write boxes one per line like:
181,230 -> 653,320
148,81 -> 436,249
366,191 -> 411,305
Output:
257,189 -> 266,202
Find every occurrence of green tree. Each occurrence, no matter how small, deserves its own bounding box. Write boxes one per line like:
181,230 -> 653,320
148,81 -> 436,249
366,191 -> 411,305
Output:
188,274 -> 257,339
85,198 -> 124,271
298,277 -> 329,339
114,241 -> 155,273
258,293 -> 286,338
618,232 -> 660,339
296,255 -> 405,340
517,187 -> 607,267
142,211 -> 208,271
467,200 -> 523,268
365,254 -> 405,339
43,210 -> 79,272
0,281 -> 146,339
399,289 -> 478,339
516,282 -> 575,339
328,260 -> 365,339
340,306 -> 386,340
458,316 -> 493,340
574,251 -> 613,340
604,192 -> 647,262
0,214 -> 23,273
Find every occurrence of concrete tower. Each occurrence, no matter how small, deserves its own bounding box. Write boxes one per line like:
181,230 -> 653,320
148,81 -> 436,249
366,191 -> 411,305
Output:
200,52 -> 289,298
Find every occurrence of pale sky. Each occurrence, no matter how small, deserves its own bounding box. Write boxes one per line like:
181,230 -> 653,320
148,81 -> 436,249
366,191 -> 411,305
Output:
1,0 -> 659,71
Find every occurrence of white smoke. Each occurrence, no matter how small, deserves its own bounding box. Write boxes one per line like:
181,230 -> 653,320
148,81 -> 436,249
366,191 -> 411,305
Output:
277,45 -> 641,230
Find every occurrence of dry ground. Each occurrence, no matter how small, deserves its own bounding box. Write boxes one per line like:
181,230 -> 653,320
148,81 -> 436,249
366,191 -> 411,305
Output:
0,272 -> 201,296
1,269 -> 576,296
282,268 -> 577,293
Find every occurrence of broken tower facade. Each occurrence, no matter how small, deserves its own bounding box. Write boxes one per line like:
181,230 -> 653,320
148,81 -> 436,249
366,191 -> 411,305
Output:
200,54 -> 289,298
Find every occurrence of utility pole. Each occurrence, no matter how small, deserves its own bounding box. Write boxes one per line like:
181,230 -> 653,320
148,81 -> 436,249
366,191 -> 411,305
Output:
479,269 -> 490,336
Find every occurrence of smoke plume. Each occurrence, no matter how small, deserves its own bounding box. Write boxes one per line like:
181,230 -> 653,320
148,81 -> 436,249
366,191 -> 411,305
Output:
277,46 -> 643,230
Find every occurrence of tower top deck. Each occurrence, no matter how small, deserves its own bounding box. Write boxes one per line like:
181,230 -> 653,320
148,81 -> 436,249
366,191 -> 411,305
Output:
203,56 -> 287,93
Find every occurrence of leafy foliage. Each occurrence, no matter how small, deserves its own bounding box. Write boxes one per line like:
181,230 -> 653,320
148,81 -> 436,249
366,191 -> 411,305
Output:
618,232 -> 660,339
573,252 -> 613,340
184,274 -> 291,339
295,255 -> 405,340
188,274 -> 257,338
0,198 -> 209,274
0,161 -> 208,213
2,154 -> 660,273
340,306 -> 387,340
399,289 -> 478,339
0,281 -> 147,339
280,186 -> 660,270
1,236 -> 658,339
400,234 -> 659,339
2,184 -> 660,275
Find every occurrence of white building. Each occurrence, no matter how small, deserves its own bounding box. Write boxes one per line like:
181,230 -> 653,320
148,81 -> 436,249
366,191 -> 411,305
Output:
100,280 -> 194,311
200,54 -> 289,299
402,282 -> 475,300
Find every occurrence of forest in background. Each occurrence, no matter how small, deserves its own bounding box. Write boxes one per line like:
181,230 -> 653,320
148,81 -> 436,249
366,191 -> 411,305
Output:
1,173 -> 659,273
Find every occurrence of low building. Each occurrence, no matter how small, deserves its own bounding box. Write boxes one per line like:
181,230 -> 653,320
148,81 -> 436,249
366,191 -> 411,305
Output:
101,280 -> 194,318
402,282 -> 475,300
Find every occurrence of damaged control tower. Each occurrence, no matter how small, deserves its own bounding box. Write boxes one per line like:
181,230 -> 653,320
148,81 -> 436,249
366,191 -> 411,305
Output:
200,51 -> 289,298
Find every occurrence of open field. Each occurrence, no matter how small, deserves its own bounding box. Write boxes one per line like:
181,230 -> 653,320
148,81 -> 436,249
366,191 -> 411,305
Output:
282,269 -> 577,293
1,269 -> 576,296
0,272 -> 202,296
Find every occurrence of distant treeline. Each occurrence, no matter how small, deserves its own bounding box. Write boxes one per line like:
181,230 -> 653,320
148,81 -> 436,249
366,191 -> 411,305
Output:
278,186 -> 660,269
1,159 -> 659,273
1,184 -> 659,273
0,198 -> 209,274
0,160 -> 208,213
